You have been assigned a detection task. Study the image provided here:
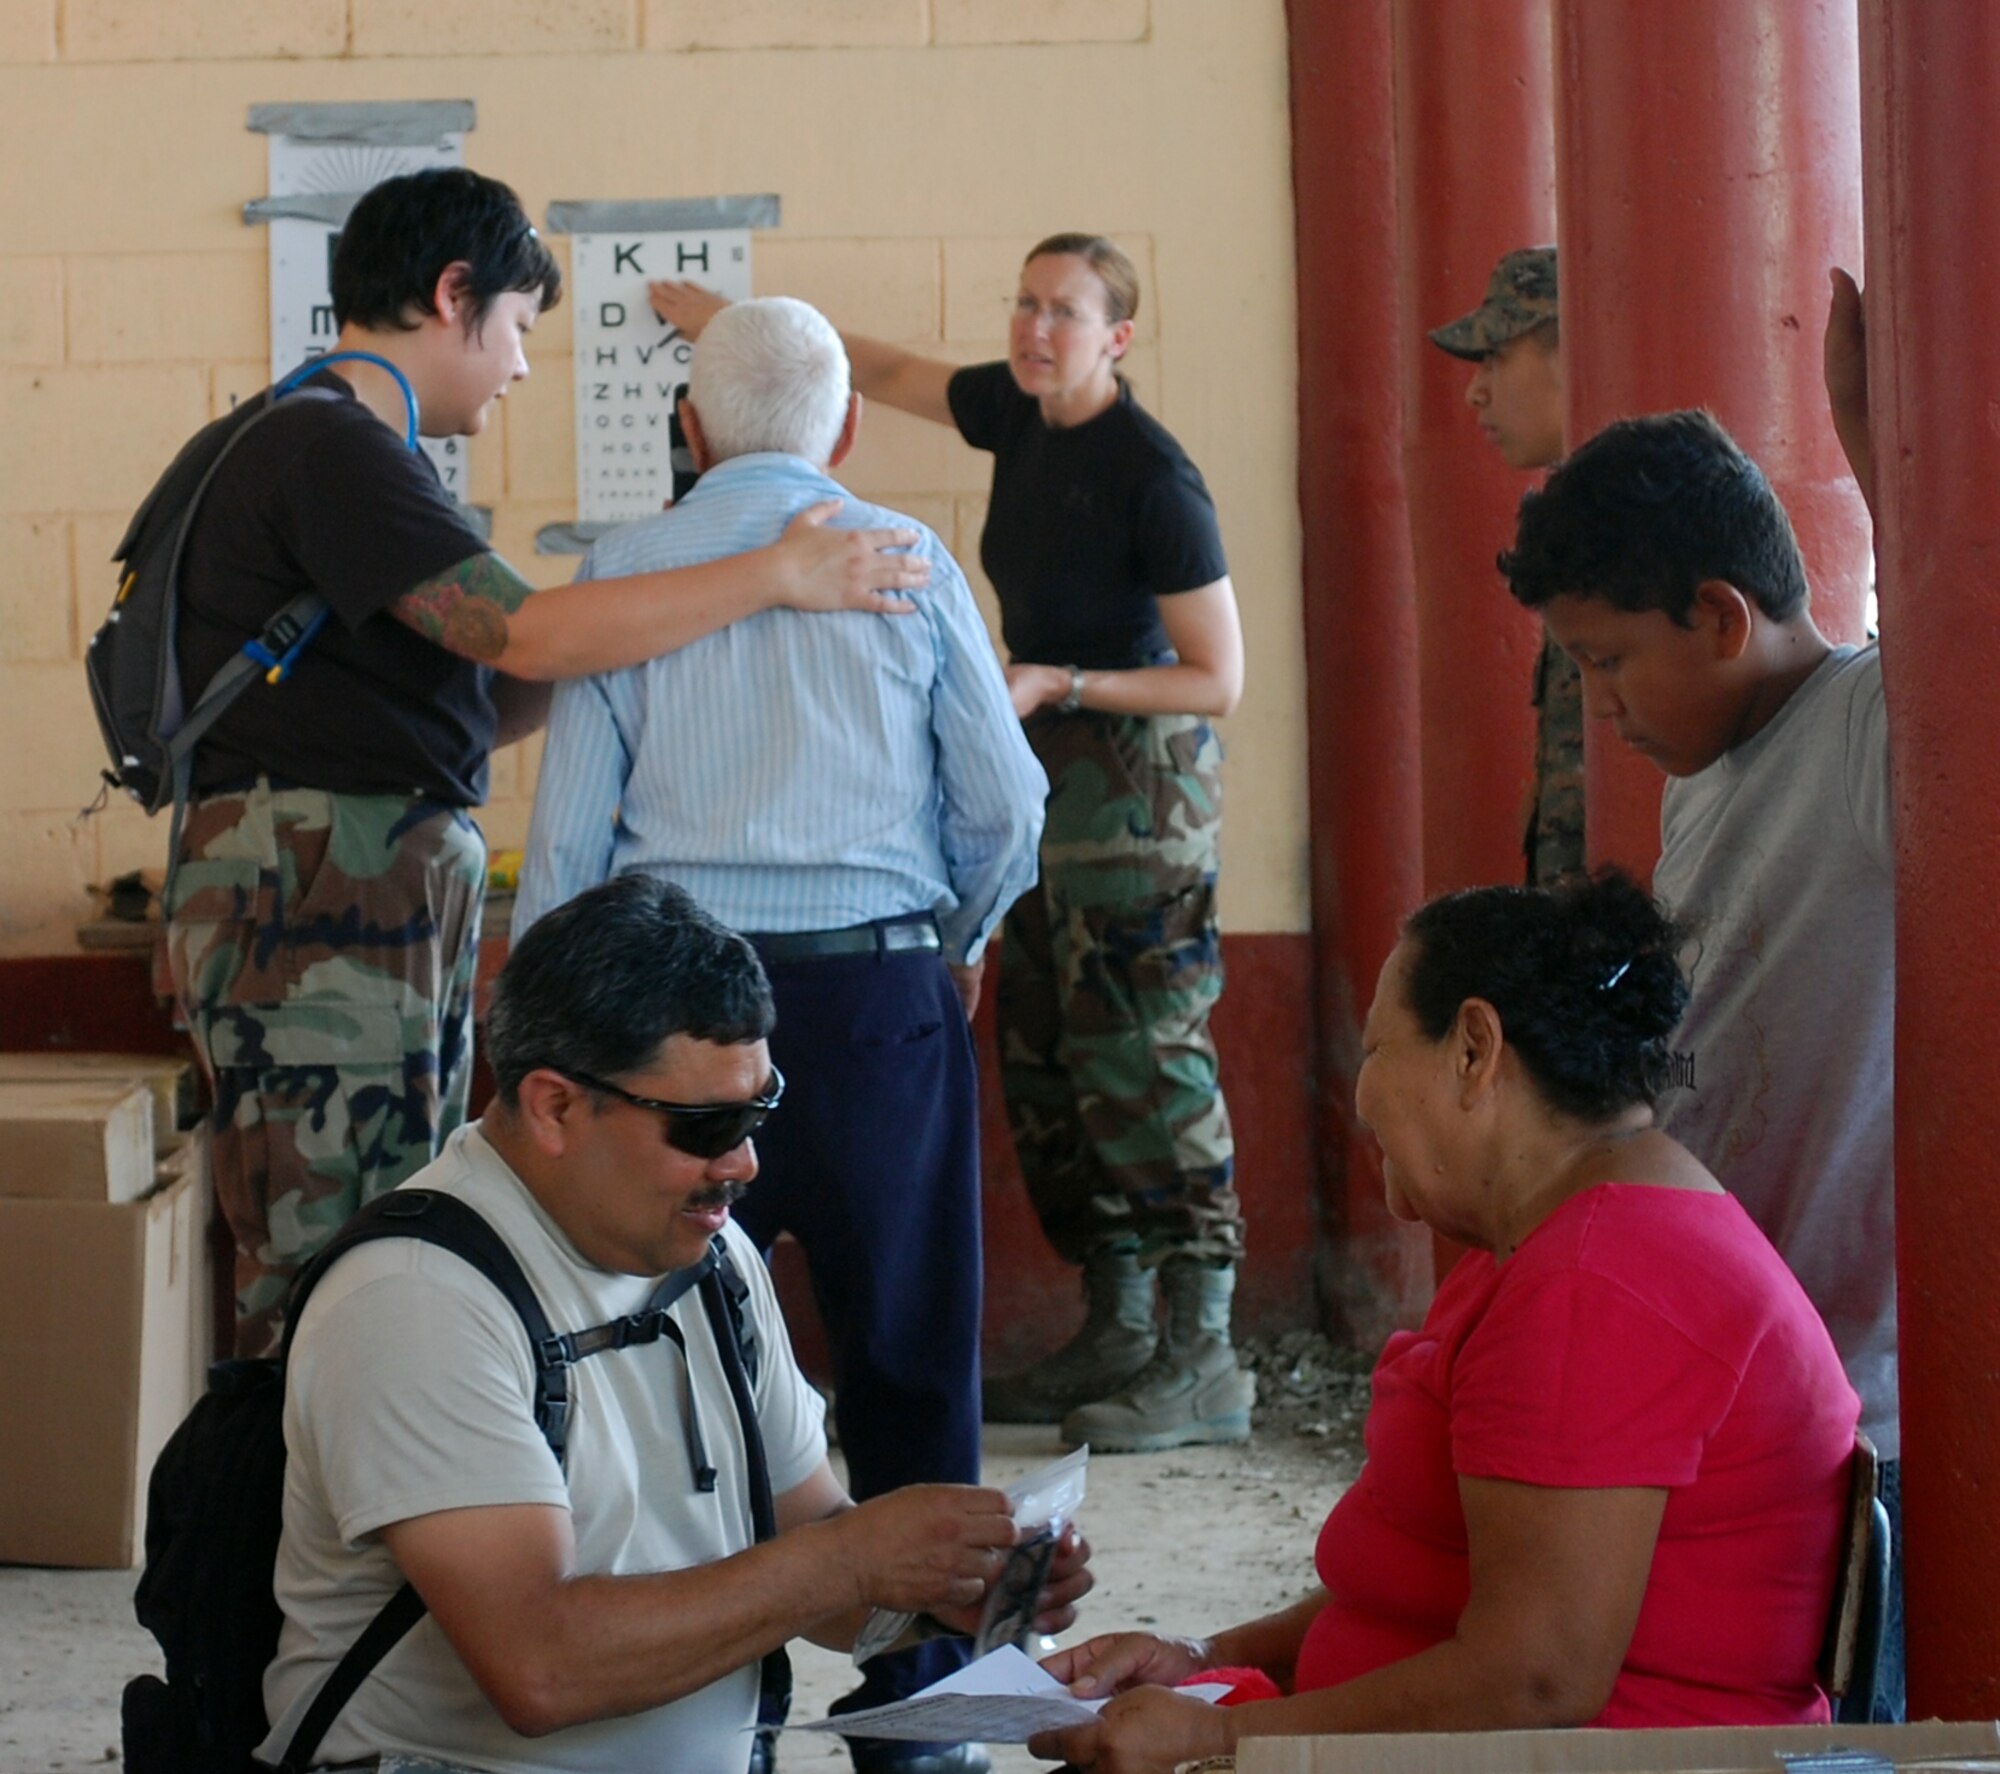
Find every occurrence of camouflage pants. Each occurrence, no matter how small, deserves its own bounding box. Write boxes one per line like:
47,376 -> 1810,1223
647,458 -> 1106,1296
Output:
996,710 -> 1242,1269
166,782 -> 485,1356
1528,634 -> 1587,887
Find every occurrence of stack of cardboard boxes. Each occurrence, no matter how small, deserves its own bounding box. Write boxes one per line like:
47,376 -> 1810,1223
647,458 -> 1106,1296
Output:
0,1053 -> 214,1567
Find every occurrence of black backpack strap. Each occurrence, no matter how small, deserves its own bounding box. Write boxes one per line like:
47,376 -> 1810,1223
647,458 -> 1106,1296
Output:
699,1248 -> 792,1731
273,1189 -> 562,1774
272,1584 -> 427,1774
151,379 -> 337,898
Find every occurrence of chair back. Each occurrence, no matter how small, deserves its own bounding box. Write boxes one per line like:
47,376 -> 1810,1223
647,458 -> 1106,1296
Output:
1819,1430 -> 1890,1709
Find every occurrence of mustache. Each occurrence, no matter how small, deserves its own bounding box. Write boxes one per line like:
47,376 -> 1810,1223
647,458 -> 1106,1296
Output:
685,1179 -> 752,1211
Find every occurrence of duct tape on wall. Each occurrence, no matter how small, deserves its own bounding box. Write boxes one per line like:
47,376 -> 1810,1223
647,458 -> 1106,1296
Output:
544,195 -> 781,236
246,100 -> 476,146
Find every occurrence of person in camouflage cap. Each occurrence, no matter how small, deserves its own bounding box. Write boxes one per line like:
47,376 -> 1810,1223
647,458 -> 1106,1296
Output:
1429,244 -> 1584,886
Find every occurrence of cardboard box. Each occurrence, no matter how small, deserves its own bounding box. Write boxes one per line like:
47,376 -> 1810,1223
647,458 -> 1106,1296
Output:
0,1162 -> 203,1566
157,1125 -> 220,1389
0,1078 -> 156,1202
0,1052 -> 198,1152
1239,1720 -> 2000,1774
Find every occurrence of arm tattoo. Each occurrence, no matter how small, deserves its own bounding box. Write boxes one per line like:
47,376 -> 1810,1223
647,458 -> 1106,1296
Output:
391,552 -> 535,664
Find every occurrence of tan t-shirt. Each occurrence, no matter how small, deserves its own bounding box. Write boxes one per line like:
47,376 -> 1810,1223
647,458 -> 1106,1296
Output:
260,1123 -> 827,1774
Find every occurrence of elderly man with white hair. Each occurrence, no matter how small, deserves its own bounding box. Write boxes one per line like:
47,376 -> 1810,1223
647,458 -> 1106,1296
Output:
516,297 -> 1047,1774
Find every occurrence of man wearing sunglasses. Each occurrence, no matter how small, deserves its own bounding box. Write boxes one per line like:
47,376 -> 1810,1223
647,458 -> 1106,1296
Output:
516,297 -> 1047,1773
263,876 -> 1090,1774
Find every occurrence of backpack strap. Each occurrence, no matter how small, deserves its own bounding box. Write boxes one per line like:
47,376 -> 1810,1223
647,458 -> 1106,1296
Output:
699,1247 -> 793,1733
155,352 -> 420,898
273,1189 -> 556,1773
272,1192 -> 774,1772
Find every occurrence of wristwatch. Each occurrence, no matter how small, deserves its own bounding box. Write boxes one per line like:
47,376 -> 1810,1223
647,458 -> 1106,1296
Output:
1058,665 -> 1086,714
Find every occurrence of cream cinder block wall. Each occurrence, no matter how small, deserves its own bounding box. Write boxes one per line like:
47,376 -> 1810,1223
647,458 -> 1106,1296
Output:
0,0 -> 1306,956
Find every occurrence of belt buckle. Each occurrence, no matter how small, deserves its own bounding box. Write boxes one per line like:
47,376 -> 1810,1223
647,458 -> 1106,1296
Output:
878,916 -> 935,957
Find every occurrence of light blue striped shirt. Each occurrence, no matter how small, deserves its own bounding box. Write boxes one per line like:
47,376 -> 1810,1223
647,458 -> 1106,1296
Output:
514,452 -> 1047,963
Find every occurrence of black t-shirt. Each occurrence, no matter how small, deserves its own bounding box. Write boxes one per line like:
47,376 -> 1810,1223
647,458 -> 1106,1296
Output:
946,360 -> 1229,670
177,373 -> 494,803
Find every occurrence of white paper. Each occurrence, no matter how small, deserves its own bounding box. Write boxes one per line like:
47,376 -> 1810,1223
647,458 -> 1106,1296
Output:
790,1645 -> 1230,1745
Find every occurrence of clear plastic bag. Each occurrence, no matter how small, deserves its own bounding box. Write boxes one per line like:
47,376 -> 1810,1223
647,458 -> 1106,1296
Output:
851,1445 -> 1091,1666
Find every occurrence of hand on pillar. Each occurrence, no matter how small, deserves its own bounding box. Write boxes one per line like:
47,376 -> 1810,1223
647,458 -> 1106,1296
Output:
1825,267 -> 1877,524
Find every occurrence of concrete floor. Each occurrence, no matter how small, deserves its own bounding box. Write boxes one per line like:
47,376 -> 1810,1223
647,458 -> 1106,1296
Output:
1,1420 -> 1361,1774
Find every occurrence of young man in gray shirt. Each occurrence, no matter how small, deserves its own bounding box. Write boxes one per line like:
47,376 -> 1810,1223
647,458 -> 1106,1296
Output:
1500,407 -> 1899,1720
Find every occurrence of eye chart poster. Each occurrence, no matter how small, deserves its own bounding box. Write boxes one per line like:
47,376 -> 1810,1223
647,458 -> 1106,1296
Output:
546,196 -> 779,529
245,101 -> 474,507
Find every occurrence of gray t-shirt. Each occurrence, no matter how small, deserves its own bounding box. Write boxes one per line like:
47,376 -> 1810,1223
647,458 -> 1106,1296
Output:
1653,644 -> 1896,1456
260,1124 -> 827,1774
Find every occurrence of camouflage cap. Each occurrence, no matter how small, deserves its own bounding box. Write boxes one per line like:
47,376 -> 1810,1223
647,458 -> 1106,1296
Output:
1428,245 -> 1559,361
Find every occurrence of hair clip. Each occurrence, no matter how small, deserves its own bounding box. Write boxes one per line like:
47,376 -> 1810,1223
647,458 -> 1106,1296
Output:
1599,959 -> 1633,991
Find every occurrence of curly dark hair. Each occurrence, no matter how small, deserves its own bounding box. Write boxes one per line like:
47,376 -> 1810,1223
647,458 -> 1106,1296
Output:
1402,870 -> 1689,1122
1499,409 -> 1808,625
485,875 -> 773,1106
332,167 -> 561,334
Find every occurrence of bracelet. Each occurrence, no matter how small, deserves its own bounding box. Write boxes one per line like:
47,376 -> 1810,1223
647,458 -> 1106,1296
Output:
1058,665 -> 1086,714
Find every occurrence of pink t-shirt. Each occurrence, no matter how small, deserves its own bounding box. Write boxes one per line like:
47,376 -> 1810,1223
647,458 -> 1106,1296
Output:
1294,1184 -> 1859,1725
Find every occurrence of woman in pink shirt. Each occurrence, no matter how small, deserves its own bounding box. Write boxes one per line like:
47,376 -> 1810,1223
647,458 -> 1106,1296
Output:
1033,872 -> 1859,1772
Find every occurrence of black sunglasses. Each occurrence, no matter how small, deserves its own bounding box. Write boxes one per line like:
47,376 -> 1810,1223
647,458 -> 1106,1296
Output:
565,1065 -> 785,1158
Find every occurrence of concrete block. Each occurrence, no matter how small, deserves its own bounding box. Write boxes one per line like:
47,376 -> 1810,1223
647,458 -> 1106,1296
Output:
466,407 -> 506,507
826,340 -> 992,498
487,502 -> 585,592
485,744 -> 520,803
0,518 -> 71,662
0,259 -> 63,365
755,238 -> 940,342
0,1 -> 56,61
0,367 -> 206,515
64,0 -> 346,61
528,240 -> 574,353
945,233 -> 1155,343
932,0 -> 1148,45
951,494 -> 1005,648
0,663 -> 106,814
4,65 -> 268,256
646,0 -> 925,51
67,253 -> 264,365
211,361 -> 272,419
0,811 -> 94,958
502,361 -> 576,506
477,798 -> 532,852
1114,341 -> 1159,408
71,512 -> 129,647
92,797 -> 169,889
350,0 -> 634,57
838,396 -> 991,498
512,729 -> 545,800
944,236 -> 1032,345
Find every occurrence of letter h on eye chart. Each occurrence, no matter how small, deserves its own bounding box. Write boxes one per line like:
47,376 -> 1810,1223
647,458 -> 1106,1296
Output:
547,196 -> 780,526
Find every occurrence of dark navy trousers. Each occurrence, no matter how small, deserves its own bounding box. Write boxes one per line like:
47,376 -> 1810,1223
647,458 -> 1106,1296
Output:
733,942 -> 983,1708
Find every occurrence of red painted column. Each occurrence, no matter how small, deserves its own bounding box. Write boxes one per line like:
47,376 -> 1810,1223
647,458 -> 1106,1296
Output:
1393,0 -> 1550,900
1288,0 -> 1432,1344
1554,0 -> 1868,878
1859,0 -> 2000,1716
